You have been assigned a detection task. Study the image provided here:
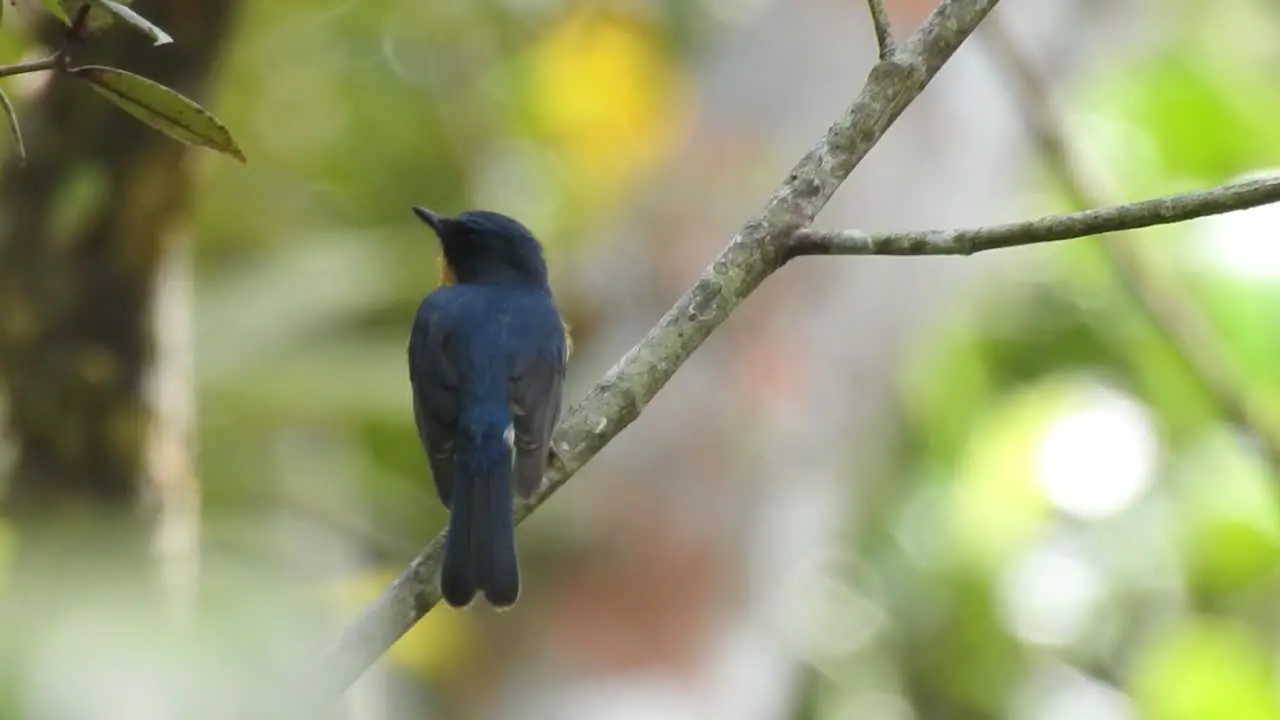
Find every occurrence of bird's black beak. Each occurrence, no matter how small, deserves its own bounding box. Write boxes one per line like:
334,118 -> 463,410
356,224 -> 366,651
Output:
412,206 -> 446,236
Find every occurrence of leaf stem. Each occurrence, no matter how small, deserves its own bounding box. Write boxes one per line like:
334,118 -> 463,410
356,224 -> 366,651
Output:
0,54 -> 62,80
0,87 -> 24,166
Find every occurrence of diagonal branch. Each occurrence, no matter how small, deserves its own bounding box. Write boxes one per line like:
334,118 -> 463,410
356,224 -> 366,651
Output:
300,0 -> 1004,703
865,0 -> 897,60
790,174 -> 1280,256
980,16 -> 1280,466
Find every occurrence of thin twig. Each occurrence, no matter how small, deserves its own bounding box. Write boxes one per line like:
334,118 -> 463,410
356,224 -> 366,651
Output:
791,174 -> 1280,255
0,88 -> 24,166
981,14 -> 1280,466
866,0 -> 897,59
0,54 -> 61,79
296,0 -> 1004,706
0,4 -> 93,170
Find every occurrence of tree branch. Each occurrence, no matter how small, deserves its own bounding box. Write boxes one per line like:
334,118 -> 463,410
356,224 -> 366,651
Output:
980,16 -> 1280,465
865,0 -> 897,60
300,0 -> 1004,702
790,174 -> 1280,256
0,54 -> 61,79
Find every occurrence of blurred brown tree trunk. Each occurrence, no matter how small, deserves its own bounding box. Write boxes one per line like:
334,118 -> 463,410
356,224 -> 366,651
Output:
0,5 -> 236,707
0,0 -> 234,557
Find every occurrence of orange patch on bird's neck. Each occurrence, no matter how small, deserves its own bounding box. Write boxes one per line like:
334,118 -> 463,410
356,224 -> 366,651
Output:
437,255 -> 456,287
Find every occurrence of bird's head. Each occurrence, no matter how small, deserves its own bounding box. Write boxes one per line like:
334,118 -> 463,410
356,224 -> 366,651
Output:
413,207 -> 550,288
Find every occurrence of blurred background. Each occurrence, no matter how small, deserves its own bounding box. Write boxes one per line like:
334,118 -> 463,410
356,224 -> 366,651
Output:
3,0 -> 1280,717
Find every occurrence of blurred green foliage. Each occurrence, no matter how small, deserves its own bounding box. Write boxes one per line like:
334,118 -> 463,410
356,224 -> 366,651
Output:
807,1 -> 1280,717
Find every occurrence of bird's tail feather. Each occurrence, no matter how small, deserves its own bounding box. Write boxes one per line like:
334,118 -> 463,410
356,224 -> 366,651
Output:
441,407 -> 519,609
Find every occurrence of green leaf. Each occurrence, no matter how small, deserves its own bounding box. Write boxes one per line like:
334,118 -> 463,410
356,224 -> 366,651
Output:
39,0 -> 71,24
71,65 -> 246,162
47,1 -> 133,37
87,0 -> 173,45
0,88 -> 25,167
37,1 -> 176,44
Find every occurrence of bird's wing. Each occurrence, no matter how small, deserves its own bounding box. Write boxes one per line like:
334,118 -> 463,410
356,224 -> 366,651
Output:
509,337 -> 566,500
408,295 -> 461,508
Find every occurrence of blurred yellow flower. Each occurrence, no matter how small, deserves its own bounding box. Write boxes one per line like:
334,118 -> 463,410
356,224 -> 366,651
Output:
527,9 -> 689,210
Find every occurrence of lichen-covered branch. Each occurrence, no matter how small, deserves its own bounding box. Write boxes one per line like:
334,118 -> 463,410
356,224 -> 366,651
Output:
980,17 -> 1280,466
790,174 -> 1280,256
303,0 -> 1004,700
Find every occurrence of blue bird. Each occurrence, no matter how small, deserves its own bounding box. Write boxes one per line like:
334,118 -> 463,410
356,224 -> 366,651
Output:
407,207 -> 568,609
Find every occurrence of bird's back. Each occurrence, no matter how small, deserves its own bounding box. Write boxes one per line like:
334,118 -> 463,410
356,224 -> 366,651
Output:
420,283 -> 561,365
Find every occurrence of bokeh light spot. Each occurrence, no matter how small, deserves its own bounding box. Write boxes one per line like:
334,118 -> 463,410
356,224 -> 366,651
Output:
1195,169 -> 1280,280
997,543 -> 1107,647
1033,386 -> 1157,521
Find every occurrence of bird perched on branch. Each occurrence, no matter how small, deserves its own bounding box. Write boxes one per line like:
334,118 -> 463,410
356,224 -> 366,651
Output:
407,207 -> 569,609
